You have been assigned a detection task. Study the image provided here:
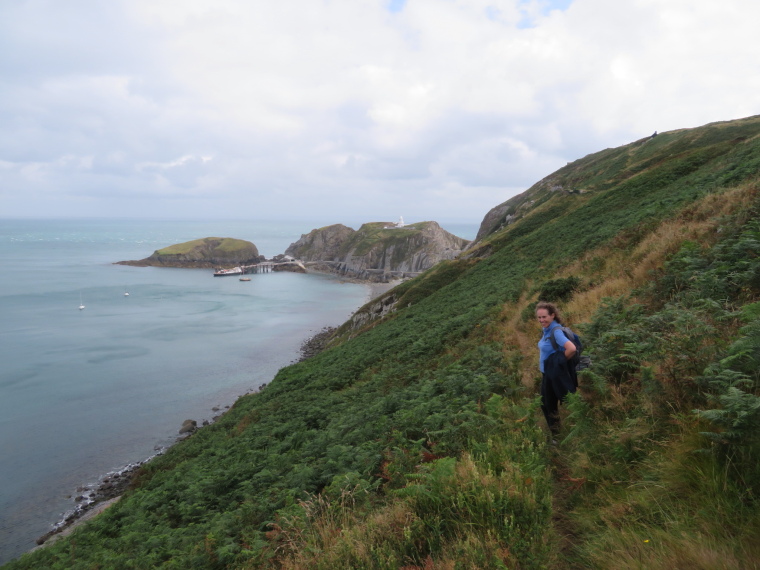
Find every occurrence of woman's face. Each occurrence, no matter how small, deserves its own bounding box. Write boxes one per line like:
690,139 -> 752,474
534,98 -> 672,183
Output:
536,308 -> 555,328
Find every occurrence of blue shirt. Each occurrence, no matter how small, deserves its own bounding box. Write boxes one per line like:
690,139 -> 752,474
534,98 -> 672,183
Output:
538,321 -> 570,373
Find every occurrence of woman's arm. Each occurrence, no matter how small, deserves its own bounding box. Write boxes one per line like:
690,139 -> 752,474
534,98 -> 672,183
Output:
552,328 -> 577,360
563,340 -> 577,360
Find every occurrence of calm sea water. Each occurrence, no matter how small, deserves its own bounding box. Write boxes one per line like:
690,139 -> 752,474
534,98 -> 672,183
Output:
0,218 -> 477,564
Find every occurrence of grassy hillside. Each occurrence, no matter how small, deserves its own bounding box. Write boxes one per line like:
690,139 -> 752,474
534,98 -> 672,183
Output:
8,116 -> 760,569
344,222 -> 427,257
155,237 -> 253,256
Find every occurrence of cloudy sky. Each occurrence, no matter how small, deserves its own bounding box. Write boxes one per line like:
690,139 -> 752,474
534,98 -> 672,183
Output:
1,0 -> 758,224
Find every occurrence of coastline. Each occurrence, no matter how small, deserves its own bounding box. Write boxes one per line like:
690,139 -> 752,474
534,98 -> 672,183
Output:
33,326 -> 334,548
31,278 -> 398,551
367,279 -> 401,298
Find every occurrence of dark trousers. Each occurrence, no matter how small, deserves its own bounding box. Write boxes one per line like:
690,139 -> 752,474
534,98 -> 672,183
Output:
540,371 -> 576,434
540,373 -> 562,434
541,352 -> 578,434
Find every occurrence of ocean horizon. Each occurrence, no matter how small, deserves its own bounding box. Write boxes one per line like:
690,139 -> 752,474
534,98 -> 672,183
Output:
0,218 -> 478,564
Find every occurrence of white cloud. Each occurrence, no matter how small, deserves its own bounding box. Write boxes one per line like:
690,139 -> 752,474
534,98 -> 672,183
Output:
137,155 -> 214,189
0,0 -> 758,223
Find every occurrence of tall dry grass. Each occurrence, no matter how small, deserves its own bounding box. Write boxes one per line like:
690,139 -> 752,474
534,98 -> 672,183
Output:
265,450 -> 549,569
562,184 -> 757,324
573,427 -> 760,570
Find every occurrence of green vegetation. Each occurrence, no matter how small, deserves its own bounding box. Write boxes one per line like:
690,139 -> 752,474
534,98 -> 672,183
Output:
156,237 -> 255,256
341,221 -> 446,258
7,116 -> 760,569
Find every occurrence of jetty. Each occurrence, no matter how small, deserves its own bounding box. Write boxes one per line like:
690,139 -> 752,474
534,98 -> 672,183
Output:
214,261 -> 305,276
244,262 -> 274,274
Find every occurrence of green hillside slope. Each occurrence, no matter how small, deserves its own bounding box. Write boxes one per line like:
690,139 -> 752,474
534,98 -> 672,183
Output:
8,116 -> 760,569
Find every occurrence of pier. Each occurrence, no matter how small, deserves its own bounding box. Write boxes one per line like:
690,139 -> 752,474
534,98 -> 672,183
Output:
243,262 -> 275,274
214,261 -> 306,276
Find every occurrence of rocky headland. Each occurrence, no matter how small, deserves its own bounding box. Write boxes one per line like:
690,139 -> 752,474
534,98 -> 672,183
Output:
284,221 -> 470,282
113,223 -> 467,282
471,169 -> 586,245
115,237 -> 263,269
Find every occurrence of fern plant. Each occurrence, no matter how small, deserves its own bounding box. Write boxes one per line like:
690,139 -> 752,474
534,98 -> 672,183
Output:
694,312 -> 760,496
696,369 -> 760,444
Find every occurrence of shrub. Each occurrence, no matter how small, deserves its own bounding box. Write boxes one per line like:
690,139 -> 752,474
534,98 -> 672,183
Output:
537,276 -> 583,303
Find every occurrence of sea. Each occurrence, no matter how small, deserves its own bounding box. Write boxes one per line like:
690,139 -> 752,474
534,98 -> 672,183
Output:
0,218 -> 478,564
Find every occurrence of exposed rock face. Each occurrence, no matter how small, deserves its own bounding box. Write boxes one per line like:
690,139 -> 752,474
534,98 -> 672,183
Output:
116,237 -> 262,269
348,292 -> 400,330
472,170 -> 587,245
285,224 -> 356,261
285,221 -> 469,282
475,202 -> 517,242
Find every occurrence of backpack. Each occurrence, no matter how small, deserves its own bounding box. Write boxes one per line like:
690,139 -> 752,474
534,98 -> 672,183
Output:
548,326 -> 591,371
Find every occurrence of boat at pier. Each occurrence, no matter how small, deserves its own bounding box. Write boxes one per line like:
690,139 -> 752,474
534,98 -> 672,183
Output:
213,267 -> 243,277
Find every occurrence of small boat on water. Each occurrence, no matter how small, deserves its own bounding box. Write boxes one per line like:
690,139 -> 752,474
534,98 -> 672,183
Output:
213,267 -> 243,277
239,277 -> 251,282
78,292 -> 85,310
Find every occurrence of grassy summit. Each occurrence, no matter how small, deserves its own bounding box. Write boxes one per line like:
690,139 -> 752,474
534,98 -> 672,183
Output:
11,116 -> 760,568
155,237 -> 249,256
116,237 -> 260,268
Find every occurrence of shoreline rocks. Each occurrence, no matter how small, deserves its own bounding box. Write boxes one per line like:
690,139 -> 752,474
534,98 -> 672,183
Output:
35,415 -> 216,547
298,326 -> 337,361
35,459 -> 150,547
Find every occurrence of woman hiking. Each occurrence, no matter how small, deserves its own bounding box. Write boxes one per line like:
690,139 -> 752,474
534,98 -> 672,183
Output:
536,302 -> 577,437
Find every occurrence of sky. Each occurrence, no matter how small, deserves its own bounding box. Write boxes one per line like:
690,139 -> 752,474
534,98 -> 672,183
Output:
1,0 -> 759,225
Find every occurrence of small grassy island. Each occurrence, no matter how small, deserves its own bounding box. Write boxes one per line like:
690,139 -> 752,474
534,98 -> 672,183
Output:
116,237 -> 261,269
11,115 -> 760,568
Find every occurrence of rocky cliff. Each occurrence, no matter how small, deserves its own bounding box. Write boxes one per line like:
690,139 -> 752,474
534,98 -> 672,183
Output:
285,221 -> 469,281
116,237 -> 262,269
471,163 -> 591,245
283,224 -> 356,261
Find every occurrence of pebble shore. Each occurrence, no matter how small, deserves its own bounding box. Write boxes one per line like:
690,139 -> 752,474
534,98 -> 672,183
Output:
35,457 -> 154,547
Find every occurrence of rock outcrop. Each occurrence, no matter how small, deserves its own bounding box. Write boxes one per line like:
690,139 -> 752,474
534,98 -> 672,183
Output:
285,221 -> 469,282
472,163 -> 589,246
474,200 -> 519,243
285,224 -> 356,261
116,237 -> 262,269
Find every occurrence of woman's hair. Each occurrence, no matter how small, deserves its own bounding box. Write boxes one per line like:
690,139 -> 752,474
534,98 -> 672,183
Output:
535,301 -> 564,325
